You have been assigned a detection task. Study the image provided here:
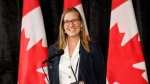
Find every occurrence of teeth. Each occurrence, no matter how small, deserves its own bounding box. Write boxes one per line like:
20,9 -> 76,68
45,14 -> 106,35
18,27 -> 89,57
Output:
69,28 -> 75,31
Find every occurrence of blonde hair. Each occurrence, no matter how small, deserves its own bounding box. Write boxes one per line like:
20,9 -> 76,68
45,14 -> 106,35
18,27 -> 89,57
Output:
55,7 -> 90,52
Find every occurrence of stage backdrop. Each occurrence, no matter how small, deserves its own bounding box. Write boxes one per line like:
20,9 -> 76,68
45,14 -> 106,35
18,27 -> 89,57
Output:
0,0 -> 150,83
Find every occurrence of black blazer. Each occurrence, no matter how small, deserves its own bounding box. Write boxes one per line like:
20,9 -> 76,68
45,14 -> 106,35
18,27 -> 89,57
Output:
48,42 -> 105,84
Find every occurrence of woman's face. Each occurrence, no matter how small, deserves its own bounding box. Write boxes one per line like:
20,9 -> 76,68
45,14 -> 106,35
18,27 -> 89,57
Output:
63,11 -> 81,38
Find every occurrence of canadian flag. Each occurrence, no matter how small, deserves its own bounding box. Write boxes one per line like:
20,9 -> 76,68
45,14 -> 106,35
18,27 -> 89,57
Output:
106,0 -> 148,84
63,0 -> 89,39
18,0 -> 48,84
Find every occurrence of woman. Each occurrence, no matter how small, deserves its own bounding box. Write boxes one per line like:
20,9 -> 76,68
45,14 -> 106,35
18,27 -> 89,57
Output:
48,7 -> 105,84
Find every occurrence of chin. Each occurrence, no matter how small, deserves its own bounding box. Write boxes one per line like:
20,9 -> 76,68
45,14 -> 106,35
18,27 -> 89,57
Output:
68,34 -> 80,37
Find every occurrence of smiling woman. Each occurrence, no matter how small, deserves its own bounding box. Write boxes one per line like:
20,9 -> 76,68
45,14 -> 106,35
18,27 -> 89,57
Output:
1,0 -> 150,84
47,7 -> 105,84
63,11 -> 82,39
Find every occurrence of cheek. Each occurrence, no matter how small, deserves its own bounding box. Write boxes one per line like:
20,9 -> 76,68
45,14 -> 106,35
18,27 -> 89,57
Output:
64,27 -> 68,32
77,25 -> 81,30
64,26 -> 67,30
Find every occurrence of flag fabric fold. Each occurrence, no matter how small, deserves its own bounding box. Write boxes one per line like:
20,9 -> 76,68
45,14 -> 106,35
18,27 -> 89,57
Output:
106,0 -> 148,84
18,0 -> 48,84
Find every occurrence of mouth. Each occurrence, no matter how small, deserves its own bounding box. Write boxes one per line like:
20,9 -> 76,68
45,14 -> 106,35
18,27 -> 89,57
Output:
69,28 -> 75,31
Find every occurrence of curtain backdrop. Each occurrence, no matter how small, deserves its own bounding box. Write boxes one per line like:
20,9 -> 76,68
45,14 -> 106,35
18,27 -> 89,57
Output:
0,0 -> 150,83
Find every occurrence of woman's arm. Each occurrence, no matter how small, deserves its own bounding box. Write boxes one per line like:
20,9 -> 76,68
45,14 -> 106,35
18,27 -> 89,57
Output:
90,43 -> 106,84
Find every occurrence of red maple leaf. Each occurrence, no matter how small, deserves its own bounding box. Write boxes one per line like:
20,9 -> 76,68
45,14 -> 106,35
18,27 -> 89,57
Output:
107,23 -> 147,84
18,29 -> 48,84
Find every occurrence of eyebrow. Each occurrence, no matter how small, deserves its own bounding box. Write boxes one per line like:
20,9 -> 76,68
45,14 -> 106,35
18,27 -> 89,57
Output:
64,18 -> 79,21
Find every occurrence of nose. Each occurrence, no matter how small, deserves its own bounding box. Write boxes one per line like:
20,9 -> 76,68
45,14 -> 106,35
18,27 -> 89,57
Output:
69,22 -> 74,27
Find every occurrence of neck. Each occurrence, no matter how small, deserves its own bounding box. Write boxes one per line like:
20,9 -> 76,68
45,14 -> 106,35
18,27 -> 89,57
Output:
67,36 -> 80,44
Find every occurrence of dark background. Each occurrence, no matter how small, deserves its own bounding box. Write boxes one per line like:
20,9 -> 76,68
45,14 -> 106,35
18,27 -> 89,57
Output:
0,0 -> 150,83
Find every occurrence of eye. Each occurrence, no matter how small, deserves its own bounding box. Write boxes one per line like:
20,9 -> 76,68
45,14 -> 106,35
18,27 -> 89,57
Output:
72,19 -> 79,24
64,20 -> 69,23
72,19 -> 76,22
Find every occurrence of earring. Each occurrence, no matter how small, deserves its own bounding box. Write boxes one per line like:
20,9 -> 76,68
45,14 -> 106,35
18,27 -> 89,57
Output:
80,27 -> 82,31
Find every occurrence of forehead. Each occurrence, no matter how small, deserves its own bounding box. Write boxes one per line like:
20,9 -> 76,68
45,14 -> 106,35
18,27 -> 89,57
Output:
64,11 -> 79,20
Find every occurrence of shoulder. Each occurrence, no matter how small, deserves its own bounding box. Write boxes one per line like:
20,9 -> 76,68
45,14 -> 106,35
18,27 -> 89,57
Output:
89,42 -> 102,54
49,44 -> 55,49
48,44 -> 57,56
89,42 -> 101,50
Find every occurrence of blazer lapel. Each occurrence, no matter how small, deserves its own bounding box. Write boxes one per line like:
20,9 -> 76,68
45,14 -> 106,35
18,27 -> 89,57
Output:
78,43 -> 88,79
